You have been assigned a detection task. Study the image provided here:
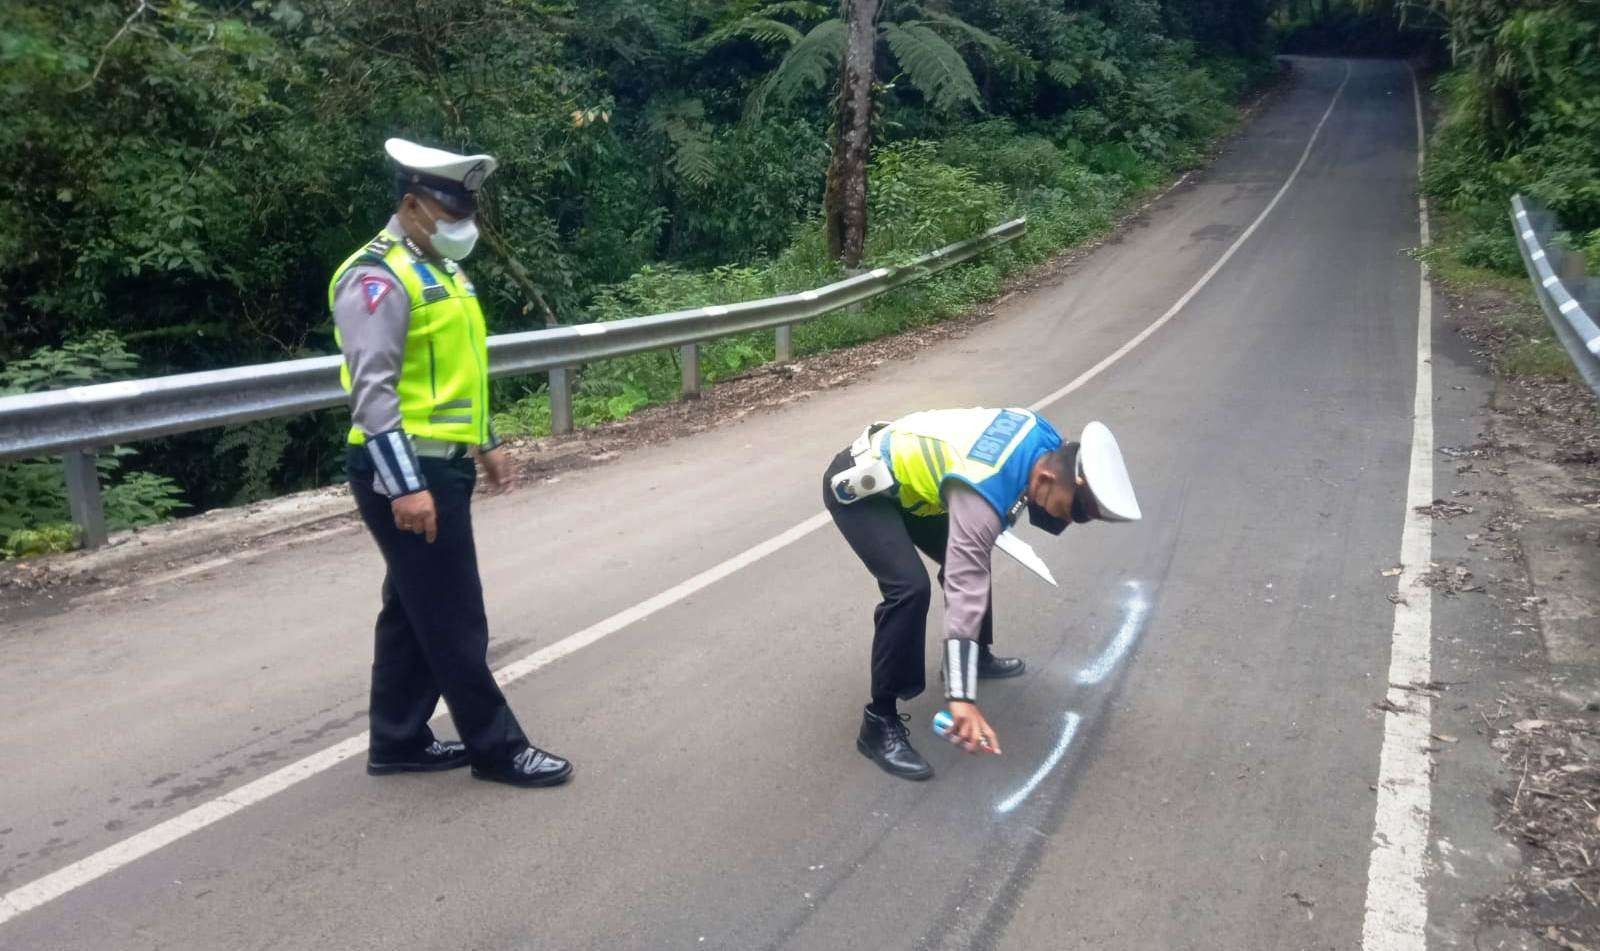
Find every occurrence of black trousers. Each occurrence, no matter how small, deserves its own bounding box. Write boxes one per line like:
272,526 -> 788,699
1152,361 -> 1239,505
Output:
823,449 -> 995,702
349,449 -> 529,765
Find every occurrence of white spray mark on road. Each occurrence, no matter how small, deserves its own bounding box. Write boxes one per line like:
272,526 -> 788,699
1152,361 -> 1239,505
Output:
996,712 -> 1084,815
1075,581 -> 1150,685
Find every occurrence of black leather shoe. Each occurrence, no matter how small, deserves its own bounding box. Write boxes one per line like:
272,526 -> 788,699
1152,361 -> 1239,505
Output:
978,651 -> 1026,679
367,740 -> 471,775
471,746 -> 573,788
856,707 -> 933,781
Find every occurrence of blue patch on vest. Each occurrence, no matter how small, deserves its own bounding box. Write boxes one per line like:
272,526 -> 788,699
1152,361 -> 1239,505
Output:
946,412 -> 1062,525
411,262 -> 440,287
967,410 -> 1030,465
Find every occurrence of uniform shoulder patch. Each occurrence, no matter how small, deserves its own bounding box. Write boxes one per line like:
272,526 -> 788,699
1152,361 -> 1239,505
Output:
359,274 -> 395,313
362,234 -> 397,258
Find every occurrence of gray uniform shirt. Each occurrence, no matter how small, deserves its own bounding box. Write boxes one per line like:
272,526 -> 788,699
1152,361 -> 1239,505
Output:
332,215 -> 415,440
333,215 -> 496,497
941,482 -> 1005,641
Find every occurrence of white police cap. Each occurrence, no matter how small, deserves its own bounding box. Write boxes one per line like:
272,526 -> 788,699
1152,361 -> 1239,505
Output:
1077,421 -> 1141,522
384,136 -> 496,191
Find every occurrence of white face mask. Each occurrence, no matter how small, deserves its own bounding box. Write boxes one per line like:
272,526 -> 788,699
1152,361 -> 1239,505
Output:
428,214 -> 479,260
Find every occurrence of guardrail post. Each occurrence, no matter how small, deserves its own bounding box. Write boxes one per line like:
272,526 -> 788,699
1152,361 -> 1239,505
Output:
62,449 -> 108,549
680,343 -> 700,399
548,367 -> 573,435
775,325 -> 792,363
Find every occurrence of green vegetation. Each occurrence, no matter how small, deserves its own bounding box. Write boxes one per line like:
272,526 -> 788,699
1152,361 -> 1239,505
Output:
1,1 -> 1277,550
1417,0 -> 1596,384
0,333 -> 186,555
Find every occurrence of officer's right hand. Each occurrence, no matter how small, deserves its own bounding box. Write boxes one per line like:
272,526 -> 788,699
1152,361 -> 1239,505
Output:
392,491 -> 438,543
947,701 -> 1002,756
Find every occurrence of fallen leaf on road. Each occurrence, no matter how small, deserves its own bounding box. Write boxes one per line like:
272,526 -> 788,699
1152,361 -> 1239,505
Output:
1373,699 -> 1408,714
1432,734 -> 1459,744
1514,719 -> 1550,733
1414,496 -> 1472,518
1381,566 -> 1404,577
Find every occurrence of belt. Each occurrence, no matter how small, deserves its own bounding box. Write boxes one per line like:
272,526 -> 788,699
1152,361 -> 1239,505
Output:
412,438 -> 470,460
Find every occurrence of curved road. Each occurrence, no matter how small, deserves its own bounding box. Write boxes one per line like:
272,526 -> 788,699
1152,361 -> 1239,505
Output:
1,58 -> 1451,949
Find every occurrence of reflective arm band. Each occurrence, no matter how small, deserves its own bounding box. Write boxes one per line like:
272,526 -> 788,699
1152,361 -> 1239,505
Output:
481,420 -> 502,452
366,429 -> 428,497
943,638 -> 979,703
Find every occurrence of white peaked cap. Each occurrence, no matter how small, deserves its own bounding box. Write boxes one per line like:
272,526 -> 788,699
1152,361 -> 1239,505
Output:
1077,421 -> 1141,522
384,138 -> 498,190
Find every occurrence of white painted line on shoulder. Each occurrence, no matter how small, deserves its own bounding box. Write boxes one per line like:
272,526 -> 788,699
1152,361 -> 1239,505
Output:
0,61 -> 1357,929
1361,62 -> 1436,951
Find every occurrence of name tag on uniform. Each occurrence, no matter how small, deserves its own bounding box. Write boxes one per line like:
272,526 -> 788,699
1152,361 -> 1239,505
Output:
968,410 -> 1029,465
422,284 -> 450,303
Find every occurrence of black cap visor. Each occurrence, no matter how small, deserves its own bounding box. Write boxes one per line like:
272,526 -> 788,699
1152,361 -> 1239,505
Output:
398,173 -> 478,218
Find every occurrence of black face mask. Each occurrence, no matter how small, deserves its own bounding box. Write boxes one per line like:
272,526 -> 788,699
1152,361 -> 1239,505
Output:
1027,499 -> 1069,535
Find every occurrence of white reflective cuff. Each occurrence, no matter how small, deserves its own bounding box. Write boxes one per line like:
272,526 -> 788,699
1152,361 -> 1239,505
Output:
366,429 -> 428,497
944,638 -> 979,703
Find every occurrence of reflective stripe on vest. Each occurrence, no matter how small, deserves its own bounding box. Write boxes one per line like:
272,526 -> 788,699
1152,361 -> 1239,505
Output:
883,408 -> 1062,521
331,230 -> 490,447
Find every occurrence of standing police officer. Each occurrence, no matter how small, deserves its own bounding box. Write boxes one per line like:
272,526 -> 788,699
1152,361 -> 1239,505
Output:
333,138 -> 571,788
823,408 -> 1140,780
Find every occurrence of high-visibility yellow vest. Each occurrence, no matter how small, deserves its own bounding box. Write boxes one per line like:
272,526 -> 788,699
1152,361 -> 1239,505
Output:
330,231 -> 490,447
882,408 -> 1062,520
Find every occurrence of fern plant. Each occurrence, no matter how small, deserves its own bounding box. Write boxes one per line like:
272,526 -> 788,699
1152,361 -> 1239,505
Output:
644,94 -> 717,188
711,1 -> 1018,265
726,1 -> 1010,122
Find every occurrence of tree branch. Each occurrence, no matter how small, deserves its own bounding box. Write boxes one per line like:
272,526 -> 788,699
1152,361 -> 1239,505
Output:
72,0 -> 154,94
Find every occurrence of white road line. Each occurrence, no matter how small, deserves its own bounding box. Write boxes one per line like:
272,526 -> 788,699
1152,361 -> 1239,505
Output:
1361,63 -> 1435,951
1029,60 -> 1351,413
0,64 -> 1355,928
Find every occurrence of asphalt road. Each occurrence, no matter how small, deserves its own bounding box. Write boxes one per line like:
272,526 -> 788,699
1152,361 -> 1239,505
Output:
0,58 -> 1448,950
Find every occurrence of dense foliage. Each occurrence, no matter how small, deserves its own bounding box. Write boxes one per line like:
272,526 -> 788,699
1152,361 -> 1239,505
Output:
0,0 -> 1275,551
1416,0 -> 1600,272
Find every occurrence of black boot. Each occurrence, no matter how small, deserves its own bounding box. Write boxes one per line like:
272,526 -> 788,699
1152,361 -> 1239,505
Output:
471,745 -> 574,788
978,649 -> 1026,679
367,739 -> 471,775
856,707 -> 933,781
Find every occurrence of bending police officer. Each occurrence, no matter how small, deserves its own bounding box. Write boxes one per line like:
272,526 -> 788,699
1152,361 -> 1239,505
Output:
822,408 -> 1140,780
332,138 -> 571,788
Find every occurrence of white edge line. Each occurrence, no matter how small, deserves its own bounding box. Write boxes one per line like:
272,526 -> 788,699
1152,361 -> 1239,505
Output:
0,62 -> 1356,928
1360,62 -> 1435,951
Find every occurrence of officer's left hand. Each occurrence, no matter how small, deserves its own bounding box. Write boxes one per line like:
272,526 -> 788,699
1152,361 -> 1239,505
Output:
478,447 -> 515,496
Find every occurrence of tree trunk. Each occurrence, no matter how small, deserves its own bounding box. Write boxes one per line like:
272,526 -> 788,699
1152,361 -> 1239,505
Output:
823,0 -> 880,267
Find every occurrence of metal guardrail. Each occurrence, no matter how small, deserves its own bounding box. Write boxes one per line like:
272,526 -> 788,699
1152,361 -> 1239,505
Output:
1511,195 -> 1600,398
0,218 -> 1025,548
